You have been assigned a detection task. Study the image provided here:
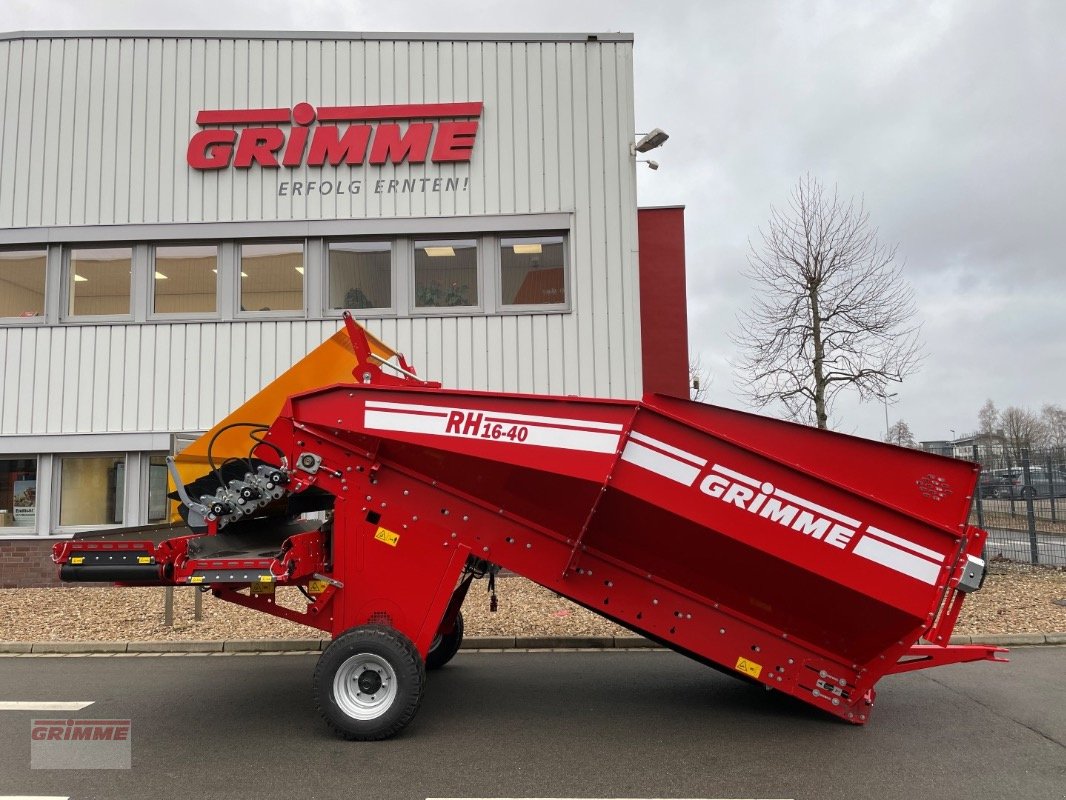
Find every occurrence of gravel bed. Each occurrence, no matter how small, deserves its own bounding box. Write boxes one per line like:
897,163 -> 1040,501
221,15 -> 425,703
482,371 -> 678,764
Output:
0,563 -> 1062,643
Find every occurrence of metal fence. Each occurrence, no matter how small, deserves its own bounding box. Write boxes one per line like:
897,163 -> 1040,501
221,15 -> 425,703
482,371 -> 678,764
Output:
963,446 -> 1066,566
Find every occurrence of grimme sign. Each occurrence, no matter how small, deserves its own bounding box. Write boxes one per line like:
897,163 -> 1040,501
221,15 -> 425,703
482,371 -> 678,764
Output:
186,101 -> 482,169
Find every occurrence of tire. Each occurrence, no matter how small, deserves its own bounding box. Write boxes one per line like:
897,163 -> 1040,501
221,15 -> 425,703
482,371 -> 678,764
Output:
313,625 -> 425,740
426,611 -> 464,670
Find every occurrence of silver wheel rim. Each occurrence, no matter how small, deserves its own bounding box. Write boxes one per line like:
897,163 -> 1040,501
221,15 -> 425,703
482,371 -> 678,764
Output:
333,653 -> 398,721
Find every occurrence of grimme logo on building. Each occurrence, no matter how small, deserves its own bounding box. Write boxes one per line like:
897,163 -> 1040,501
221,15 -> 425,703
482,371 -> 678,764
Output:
186,101 -> 482,170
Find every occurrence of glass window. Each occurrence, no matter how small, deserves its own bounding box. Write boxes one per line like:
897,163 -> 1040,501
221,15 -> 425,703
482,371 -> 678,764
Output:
68,246 -> 133,317
154,244 -> 218,314
59,455 -> 125,526
414,239 -> 478,308
500,235 -> 567,306
328,241 -> 392,310
240,242 -> 304,312
147,456 -> 171,523
0,458 -> 38,530
0,249 -> 46,318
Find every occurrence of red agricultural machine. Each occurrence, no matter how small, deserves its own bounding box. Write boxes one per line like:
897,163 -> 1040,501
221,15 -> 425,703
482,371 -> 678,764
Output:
53,314 -> 1004,739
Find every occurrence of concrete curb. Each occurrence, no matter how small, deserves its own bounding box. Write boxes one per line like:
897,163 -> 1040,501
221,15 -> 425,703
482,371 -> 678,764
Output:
127,641 -> 223,653
0,632 -> 1063,655
222,639 -> 324,653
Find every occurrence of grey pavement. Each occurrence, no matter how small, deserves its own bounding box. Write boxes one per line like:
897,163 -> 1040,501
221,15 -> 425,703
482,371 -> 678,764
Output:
1,648 -> 1063,800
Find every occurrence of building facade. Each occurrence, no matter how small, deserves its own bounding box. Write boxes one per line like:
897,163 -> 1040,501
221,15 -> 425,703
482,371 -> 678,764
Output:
0,31 -> 686,584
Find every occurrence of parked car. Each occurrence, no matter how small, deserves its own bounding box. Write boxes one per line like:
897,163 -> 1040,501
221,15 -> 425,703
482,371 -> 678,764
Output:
977,471 -> 1011,498
989,468 -> 1066,499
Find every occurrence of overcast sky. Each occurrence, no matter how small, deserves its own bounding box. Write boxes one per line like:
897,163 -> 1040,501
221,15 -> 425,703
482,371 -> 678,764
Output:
6,0 -> 1064,443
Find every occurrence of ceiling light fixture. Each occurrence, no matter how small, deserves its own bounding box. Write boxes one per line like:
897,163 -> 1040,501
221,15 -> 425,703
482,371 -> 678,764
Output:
73,274 -> 87,282
154,272 -> 168,280
240,271 -> 249,278
513,243 -> 543,255
424,246 -> 455,257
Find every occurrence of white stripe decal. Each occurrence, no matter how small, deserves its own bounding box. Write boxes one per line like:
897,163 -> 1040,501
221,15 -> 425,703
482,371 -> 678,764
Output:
711,464 -> 761,488
364,410 -> 620,454
865,526 -> 944,563
364,400 -> 450,415
0,701 -> 94,711
365,410 -> 456,436
853,537 -> 940,585
621,442 -> 701,486
773,488 -> 862,528
629,431 -> 708,467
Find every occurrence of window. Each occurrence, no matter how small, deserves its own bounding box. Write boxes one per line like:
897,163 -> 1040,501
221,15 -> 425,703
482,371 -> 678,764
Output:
154,244 -> 218,315
147,456 -> 171,522
0,458 -> 37,530
414,239 -> 478,308
68,246 -> 133,317
328,241 -> 392,310
500,235 -> 567,306
0,249 -> 46,318
240,242 -> 304,312
59,455 -> 125,527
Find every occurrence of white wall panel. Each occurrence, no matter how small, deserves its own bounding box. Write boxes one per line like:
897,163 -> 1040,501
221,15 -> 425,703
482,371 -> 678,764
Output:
0,33 -> 641,447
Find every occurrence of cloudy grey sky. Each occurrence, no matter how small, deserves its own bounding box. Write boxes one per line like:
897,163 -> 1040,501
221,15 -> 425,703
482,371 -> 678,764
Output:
6,0 -> 1064,443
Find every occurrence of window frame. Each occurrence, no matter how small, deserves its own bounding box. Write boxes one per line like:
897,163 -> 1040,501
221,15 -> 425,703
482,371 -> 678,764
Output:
496,232 -> 571,314
0,455 -> 41,534
52,452 -> 129,533
409,236 -> 484,316
3,223 -> 575,327
0,246 -> 49,323
148,242 -> 224,321
322,238 -> 397,317
234,238 -> 309,320
62,244 -> 137,322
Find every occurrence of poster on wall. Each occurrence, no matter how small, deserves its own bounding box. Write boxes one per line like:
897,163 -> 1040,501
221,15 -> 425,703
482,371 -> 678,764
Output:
12,478 -> 36,527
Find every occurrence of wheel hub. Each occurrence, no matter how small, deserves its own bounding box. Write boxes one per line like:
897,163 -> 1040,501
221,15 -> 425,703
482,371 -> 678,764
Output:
332,652 -> 399,721
358,668 -> 383,694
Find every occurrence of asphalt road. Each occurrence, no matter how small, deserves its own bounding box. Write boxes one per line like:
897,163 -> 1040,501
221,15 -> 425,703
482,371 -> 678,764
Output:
1,648 -> 1063,800
985,527 -> 1066,566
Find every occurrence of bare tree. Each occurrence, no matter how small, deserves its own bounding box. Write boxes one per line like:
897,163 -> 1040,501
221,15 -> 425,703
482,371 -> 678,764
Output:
885,419 -> 917,448
732,175 -> 923,429
1001,406 -> 1045,463
689,355 -> 711,403
1041,404 -> 1066,453
977,399 -> 1000,436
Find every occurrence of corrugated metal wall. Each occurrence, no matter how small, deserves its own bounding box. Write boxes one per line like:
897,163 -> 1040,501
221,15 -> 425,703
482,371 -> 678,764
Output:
0,34 -> 640,441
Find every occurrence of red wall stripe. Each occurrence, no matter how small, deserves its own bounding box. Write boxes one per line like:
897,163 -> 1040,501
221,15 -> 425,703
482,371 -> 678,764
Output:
637,207 -> 690,399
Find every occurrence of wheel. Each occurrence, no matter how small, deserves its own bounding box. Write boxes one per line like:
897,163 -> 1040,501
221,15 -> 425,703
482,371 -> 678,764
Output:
426,611 -> 464,670
313,625 -> 425,740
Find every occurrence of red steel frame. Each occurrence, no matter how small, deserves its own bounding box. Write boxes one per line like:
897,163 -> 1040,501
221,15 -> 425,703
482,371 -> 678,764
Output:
53,318 -> 1005,725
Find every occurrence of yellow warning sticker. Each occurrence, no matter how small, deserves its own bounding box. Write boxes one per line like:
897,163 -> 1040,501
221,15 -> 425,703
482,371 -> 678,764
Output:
137,556 -> 153,564
374,527 -> 400,547
70,556 -> 84,565
735,656 -> 763,679
250,580 -> 275,596
307,579 -> 329,595
257,575 -> 274,583
189,576 -> 204,584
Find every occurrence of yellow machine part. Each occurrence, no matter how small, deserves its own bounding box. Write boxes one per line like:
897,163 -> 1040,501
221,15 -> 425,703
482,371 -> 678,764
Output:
168,322 -> 397,520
